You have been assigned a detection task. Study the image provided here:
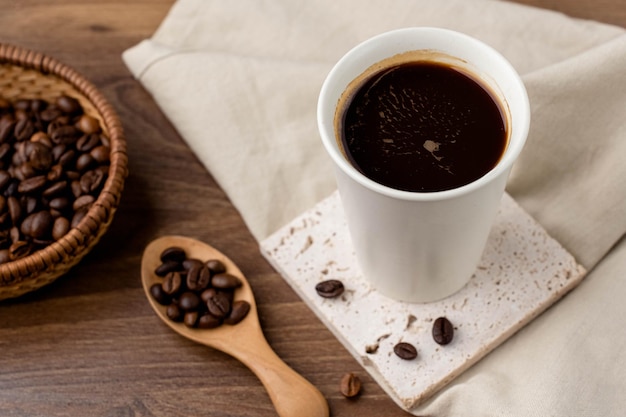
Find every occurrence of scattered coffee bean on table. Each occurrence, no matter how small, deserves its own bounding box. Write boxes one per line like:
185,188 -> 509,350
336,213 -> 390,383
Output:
393,342 -> 418,360
340,372 -> 362,398
0,95 -> 111,263
432,316 -> 454,345
315,279 -> 345,298
150,246 -> 251,329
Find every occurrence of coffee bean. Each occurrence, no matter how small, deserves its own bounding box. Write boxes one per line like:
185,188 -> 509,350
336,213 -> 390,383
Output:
162,271 -> 184,295
182,258 -> 204,271
24,210 -> 53,239
9,240 -> 31,260
200,288 -> 217,303
70,180 -> 82,198
154,260 -> 182,277
315,279 -> 345,298
76,115 -> 101,134
224,300 -> 251,325
76,133 -> 101,152
99,134 -> 110,148
50,125 -> 81,146
52,216 -> 70,241
0,230 -> 10,246
0,143 -> 11,160
206,291 -> 231,318
9,226 -> 20,244
57,149 -> 76,168
0,171 -> 10,191
90,145 -> 110,164
19,212 -> 34,237
56,95 -> 82,115
186,264 -> 211,292
14,109 -> 28,122
340,373 -> 362,398
72,194 -> 94,212
70,208 -> 88,228
211,273 -> 242,290
13,99 -> 30,111
80,169 -> 105,195
75,153 -> 95,172
393,342 -> 418,360
46,165 -> 64,182
26,142 -> 53,171
40,106 -> 62,123
432,317 -> 454,345
197,313 -> 222,329
4,179 -> 18,197
14,119 -> 35,142
30,131 -> 52,147
51,144 -> 66,162
206,259 -> 226,274
23,196 -> 37,215
65,170 -> 80,181
9,152 -> 22,169
0,120 -> 15,143
42,180 -> 67,198
7,196 -> 21,224
15,163 -> 36,181
149,283 -> 171,306
160,246 -> 186,263
184,311 -> 199,328
166,304 -> 184,322
31,99 -> 48,113
17,175 -> 47,194
178,292 -> 201,312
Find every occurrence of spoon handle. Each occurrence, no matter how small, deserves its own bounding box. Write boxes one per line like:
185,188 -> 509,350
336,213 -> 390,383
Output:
228,330 -> 329,417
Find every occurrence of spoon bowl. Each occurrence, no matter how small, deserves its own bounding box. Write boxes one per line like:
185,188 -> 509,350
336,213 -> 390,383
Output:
141,235 -> 329,417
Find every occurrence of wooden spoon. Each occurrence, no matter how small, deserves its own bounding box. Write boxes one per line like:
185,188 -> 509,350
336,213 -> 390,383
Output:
141,235 -> 329,417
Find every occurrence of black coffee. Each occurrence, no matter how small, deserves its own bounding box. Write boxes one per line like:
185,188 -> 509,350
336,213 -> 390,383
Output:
338,59 -> 507,192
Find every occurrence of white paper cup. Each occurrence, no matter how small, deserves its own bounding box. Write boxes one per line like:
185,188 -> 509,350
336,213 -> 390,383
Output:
318,27 -> 530,302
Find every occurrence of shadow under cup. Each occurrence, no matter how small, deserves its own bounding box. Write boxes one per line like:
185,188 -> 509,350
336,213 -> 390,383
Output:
317,28 -> 530,303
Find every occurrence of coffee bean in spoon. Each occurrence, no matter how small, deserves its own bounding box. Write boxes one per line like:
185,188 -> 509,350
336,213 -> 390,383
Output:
160,246 -> 186,263
150,246 -> 250,329
141,236 -> 330,417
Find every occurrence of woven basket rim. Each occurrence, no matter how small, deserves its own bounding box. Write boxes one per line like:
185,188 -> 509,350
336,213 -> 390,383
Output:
0,43 -> 128,293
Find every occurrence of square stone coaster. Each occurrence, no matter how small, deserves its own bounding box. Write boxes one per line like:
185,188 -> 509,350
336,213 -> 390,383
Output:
259,191 -> 586,412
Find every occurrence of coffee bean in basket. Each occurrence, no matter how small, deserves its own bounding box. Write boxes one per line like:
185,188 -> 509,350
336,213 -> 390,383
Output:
150,246 -> 251,328
0,95 -> 111,263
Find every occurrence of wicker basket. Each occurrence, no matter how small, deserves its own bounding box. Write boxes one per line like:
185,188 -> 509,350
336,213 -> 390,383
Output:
0,44 -> 128,300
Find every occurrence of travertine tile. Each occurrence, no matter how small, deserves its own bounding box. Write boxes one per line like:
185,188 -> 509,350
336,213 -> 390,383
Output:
260,191 -> 586,412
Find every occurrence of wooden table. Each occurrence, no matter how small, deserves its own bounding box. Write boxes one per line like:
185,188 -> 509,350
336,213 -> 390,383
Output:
0,1 -> 623,416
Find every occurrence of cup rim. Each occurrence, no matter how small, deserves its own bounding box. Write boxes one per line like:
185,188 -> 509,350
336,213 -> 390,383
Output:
318,27 -> 530,201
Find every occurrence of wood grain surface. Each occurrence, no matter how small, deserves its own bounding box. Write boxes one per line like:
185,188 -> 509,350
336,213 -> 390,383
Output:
0,1 -> 623,416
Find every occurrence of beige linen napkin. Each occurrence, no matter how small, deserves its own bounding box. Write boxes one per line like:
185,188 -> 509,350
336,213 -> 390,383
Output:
123,0 -> 626,415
